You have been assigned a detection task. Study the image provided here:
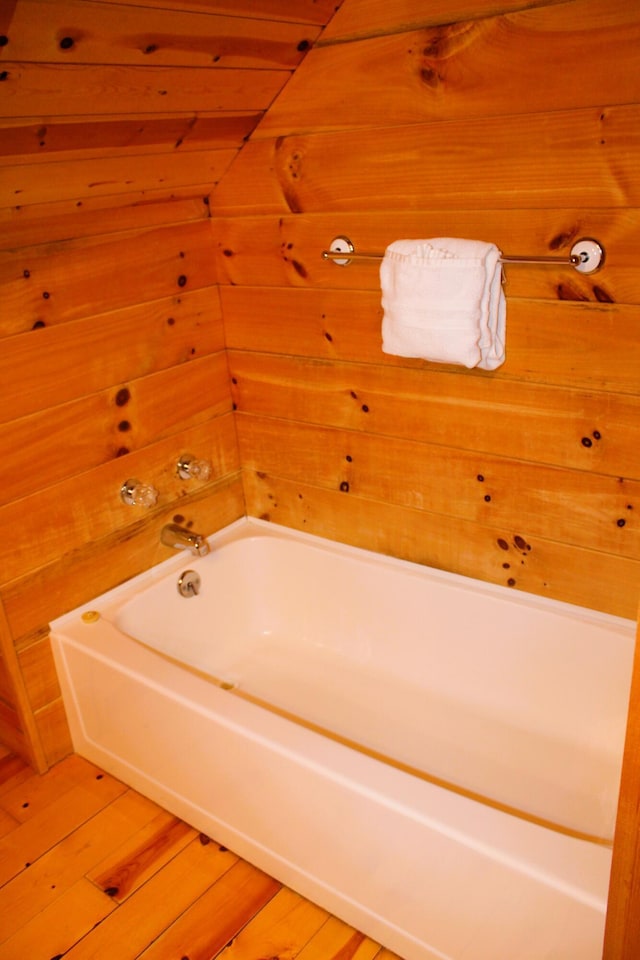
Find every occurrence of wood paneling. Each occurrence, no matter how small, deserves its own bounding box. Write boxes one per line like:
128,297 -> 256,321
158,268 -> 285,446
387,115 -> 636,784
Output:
92,0 -> 342,24
0,410 -> 237,581
0,191 -> 209,249
229,351 -> 640,481
7,349 -> 228,486
0,148 -> 237,206
0,144 -> 235,769
236,415 -> 640,563
214,104 -> 640,216
213,209 -> 638,302
213,0 -> 640,617
0,0 -> 330,217
222,285 -> 640,393
0,114 -> 260,164
260,0 -> 640,134
0,699 -> 29,769
32,700 -> 73,769
4,286 -> 224,425
605,615 -> 640,959
5,1 -> 320,69
321,0 -> 570,41
0,602 -> 45,770
1,63 -> 286,118
1,0 -> 343,764
16,634 -> 59,713
1,220 -> 217,336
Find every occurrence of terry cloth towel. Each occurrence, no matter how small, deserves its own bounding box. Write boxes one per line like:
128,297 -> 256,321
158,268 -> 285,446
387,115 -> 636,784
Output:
380,238 -> 506,370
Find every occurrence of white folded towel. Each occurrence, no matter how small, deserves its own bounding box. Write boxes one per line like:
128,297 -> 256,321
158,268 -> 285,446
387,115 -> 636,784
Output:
380,238 -> 506,370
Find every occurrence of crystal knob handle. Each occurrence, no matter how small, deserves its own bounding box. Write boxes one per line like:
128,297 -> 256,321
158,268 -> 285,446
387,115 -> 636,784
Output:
177,454 -> 212,481
120,479 -> 159,507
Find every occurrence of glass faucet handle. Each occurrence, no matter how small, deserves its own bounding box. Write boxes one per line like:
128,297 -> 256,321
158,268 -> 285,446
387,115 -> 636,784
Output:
120,479 -> 159,507
177,453 -> 212,481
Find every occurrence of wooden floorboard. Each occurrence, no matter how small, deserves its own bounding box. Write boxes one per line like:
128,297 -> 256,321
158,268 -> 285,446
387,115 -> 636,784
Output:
0,750 -> 401,960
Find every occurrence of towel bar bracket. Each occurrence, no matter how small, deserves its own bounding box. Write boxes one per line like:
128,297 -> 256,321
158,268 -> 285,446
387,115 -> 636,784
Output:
322,236 -> 604,274
569,238 -> 604,274
324,235 -> 355,266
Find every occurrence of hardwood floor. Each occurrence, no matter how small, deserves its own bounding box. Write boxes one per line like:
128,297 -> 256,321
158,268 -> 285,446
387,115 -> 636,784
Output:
0,748 -> 402,960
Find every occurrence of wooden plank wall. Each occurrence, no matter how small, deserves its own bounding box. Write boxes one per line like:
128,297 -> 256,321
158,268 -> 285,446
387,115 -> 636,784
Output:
213,0 -> 640,623
0,0 -> 340,771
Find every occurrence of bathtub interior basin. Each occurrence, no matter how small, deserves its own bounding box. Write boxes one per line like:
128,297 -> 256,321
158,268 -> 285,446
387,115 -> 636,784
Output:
110,519 -> 633,843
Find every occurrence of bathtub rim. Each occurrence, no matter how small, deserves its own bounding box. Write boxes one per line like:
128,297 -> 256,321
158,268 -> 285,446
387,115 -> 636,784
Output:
52,516 -> 636,638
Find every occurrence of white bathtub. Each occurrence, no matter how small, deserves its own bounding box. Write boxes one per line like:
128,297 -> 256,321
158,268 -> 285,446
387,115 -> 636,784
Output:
51,518 -> 635,960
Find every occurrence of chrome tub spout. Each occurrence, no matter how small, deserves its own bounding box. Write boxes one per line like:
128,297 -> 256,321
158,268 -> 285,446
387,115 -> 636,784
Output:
160,523 -> 210,557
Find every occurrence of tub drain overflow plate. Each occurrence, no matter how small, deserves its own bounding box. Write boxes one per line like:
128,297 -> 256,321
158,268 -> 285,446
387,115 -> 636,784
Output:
177,570 -> 201,597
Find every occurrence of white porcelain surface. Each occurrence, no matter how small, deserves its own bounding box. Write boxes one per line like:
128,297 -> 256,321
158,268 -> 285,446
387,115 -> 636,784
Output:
51,518 -> 635,960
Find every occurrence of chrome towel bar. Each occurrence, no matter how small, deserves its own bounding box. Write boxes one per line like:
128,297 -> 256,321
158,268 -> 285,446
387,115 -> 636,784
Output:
321,236 -> 604,274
